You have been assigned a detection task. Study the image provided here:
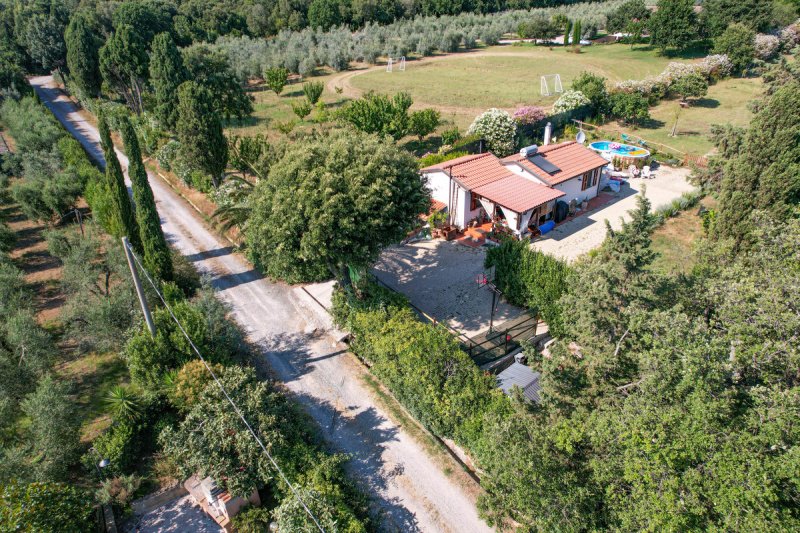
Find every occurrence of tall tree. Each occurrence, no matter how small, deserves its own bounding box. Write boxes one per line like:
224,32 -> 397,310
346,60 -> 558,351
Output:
649,0 -> 699,53
701,0 -> 775,38
149,32 -> 186,130
181,44 -> 253,120
175,81 -> 228,188
64,12 -> 102,96
712,23 -> 756,74
118,116 -> 173,281
98,113 -> 141,252
99,25 -> 148,113
22,14 -> 66,76
606,0 -> 650,34
246,128 -> 430,285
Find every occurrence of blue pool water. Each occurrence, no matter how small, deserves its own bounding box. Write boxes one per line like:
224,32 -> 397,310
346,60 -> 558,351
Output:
589,140 -> 650,159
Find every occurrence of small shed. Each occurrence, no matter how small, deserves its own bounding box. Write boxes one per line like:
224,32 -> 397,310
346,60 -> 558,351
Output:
496,362 -> 541,403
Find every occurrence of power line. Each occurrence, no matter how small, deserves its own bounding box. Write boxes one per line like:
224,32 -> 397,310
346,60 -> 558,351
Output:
122,239 -> 326,533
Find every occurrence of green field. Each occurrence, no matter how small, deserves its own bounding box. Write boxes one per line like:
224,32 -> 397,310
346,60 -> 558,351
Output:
613,77 -> 761,156
350,44 -> 688,128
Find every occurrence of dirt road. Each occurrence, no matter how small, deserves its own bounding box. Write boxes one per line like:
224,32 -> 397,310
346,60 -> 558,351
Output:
30,76 -> 493,533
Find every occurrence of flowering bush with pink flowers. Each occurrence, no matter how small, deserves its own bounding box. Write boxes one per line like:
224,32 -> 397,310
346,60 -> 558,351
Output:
779,22 -> 799,50
512,106 -> 547,125
754,34 -> 781,61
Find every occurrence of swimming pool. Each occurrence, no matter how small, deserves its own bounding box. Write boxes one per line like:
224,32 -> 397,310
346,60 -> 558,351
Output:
589,140 -> 650,159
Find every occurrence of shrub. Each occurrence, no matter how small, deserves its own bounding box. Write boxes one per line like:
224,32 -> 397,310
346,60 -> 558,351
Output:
552,90 -> 590,114
713,23 -> 756,74
418,151 -> 468,169
512,106 -> 547,125
0,482 -> 93,532
302,81 -> 324,104
95,474 -> 142,509
155,140 -> 181,172
409,108 -> 441,141
233,506 -> 272,533
168,359 -> 226,412
467,108 -> 517,156
91,420 -> 141,475
264,66 -> 289,95
291,100 -> 312,120
754,34 -> 780,61
440,127 -> 461,145
484,240 -> 572,337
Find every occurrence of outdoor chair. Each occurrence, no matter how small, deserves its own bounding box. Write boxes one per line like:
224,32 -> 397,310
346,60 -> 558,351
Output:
628,165 -> 640,178
642,166 -> 652,179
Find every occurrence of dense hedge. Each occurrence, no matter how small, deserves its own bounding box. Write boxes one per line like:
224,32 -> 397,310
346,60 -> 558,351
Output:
485,239 -> 572,337
332,281 -> 510,446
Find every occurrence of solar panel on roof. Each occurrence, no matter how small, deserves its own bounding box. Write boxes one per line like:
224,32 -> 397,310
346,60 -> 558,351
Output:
529,154 -> 561,174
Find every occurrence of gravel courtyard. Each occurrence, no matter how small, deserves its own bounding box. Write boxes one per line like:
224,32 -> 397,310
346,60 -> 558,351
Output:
126,495 -> 222,533
532,165 -> 695,262
372,240 -> 525,338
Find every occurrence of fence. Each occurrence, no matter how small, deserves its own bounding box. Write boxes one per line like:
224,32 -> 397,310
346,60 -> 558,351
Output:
571,119 -> 709,168
372,276 -> 538,366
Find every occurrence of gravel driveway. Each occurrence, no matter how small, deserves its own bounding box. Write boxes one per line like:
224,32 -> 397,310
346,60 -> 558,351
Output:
31,77 -> 492,533
532,166 -> 695,262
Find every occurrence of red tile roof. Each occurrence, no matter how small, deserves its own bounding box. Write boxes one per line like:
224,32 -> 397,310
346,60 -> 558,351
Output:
473,175 -> 565,213
420,152 -> 514,190
501,141 -> 608,185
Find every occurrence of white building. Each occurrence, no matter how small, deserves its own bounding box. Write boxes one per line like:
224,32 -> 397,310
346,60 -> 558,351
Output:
420,140 -> 609,236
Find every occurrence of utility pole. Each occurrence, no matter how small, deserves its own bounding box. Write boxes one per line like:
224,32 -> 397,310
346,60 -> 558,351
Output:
122,236 -> 156,337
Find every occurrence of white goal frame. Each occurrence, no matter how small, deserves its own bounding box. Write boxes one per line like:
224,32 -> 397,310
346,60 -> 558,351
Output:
540,74 -> 563,96
387,56 -> 406,73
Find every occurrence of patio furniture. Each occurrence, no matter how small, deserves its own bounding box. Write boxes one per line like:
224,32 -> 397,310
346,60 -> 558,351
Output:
628,165 -> 640,177
621,133 -> 631,142
442,225 -> 458,241
642,166 -> 652,179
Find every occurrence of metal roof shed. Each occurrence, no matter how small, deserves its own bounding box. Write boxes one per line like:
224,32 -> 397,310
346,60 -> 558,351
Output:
496,362 -> 542,403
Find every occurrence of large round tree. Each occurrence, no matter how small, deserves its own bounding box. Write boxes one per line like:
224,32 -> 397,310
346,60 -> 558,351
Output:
246,128 -> 430,285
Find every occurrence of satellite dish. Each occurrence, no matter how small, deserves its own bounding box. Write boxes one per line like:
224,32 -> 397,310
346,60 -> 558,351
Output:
576,130 -> 586,144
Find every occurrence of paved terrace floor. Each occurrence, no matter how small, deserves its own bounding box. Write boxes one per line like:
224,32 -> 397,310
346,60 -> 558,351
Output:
532,164 -> 695,262
372,240 -> 525,338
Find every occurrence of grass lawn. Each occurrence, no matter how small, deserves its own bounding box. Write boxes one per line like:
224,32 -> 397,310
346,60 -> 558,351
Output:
650,197 -> 716,275
350,44 -> 688,129
224,75 -> 349,139
612,77 -> 762,156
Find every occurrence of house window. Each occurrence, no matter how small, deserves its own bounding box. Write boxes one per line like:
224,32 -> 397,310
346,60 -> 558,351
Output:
581,172 -> 591,191
590,168 -> 599,187
470,192 -> 479,211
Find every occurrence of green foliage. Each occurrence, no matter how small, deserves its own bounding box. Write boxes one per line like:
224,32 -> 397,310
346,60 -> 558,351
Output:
713,23 -> 757,73
99,24 -> 148,113
701,0 -> 775,38
119,116 -> 173,281
291,99 -> 312,120
609,91 -> 651,125
245,129 -> 429,284
125,286 -> 241,389
650,0 -> 699,53
22,14 -> 66,74
517,16 -> 557,41
332,282 -> 500,441
308,0 -> 343,30
264,66 -> 289,95
46,227 -> 138,353
338,92 -> 413,140
21,375 -> 81,482
408,108 -> 441,141
606,0 -> 650,34
104,385 -> 141,421
485,240 -> 572,338
167,359 -> 225,412
0,482 -> 93,532
65,12 -> 102,96
182,44 -> 253,120
417,150 -> 468,169
149,33 -> 187,130
714,78 -> 800,244
176,81 -> 228,188
95,474 -> 142,509
572,71 -> 609,115
92,418 -> 142,476
232,506 -> 272,533
572,19 -> 582,46
669,71 -> 709,101
303,80 -> 324,104
440,127 -> 461,145
98,113 -> 141,251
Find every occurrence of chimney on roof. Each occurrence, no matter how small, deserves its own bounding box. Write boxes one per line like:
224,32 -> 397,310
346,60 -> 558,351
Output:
543,122 -> 552,146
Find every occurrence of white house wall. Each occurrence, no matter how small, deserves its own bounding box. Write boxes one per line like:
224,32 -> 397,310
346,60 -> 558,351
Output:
425,171 -> 451,205
554,168 -> 602,205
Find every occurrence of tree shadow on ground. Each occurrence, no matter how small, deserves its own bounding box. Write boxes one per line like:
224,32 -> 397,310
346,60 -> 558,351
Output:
693,98 -> 721,109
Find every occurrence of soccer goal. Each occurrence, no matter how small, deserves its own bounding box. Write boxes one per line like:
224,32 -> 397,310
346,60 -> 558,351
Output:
387,56 -> 406,73
540,74 -> 563,96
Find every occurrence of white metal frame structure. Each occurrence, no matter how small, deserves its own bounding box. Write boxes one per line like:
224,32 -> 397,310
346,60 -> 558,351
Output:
540,74 -> 563,96
398,56 -> 406,71
386,57 -> 393,72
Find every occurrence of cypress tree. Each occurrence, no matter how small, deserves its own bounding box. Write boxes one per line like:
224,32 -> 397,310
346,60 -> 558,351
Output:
65,12 -> 102,96
176,81 -> 228,188
119,116 -> 173,281
572,20 -> 582,47
149,33 -> 186,131
98,112 -> 141,253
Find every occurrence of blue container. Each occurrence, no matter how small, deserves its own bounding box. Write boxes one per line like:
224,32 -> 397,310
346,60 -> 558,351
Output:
539,220 -> 555,234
